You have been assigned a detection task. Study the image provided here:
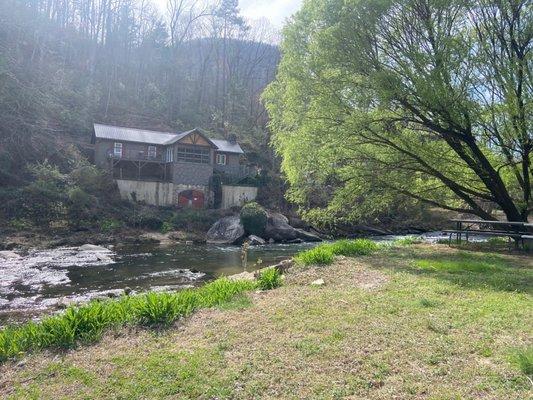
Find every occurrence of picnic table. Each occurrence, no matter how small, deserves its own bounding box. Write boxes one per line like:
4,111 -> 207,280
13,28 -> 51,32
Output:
444,219 -> 533,250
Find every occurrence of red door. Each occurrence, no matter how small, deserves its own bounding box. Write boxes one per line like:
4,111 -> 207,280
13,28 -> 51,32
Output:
178,190 -> 204,209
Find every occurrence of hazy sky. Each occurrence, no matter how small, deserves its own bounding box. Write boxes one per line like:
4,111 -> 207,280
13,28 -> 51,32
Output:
239,0 -> 303,26
155,0 -> 303,28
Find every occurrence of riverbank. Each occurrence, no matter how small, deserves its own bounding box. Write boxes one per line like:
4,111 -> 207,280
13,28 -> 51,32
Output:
2,243 -> 531,399
0,241 -> 319,324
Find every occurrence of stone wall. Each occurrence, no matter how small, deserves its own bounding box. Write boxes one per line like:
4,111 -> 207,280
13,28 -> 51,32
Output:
221,185 -> 258,209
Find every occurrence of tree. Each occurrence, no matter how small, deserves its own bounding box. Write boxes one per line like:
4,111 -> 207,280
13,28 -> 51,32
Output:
264,0 -> 532,223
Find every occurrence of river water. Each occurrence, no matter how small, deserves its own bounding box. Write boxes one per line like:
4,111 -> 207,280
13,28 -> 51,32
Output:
0,232 -> 454,324
0,242 -> 320,324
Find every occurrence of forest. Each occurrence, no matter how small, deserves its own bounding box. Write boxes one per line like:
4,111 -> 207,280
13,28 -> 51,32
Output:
0,0 -> 530,234
0,0 -> 281,179
0,0 -> 286,231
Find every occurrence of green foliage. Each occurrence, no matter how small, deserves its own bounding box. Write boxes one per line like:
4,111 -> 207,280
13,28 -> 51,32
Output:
240,202 -> 268,236
7,218 -> 33,230
0,278 -> 258,362
509,347 -> 533,376
20,161 -> 67,226
136,209 -> 164,230
256,267 -> 283,290
99,218 -> 123,233
296,239 -> 380,265
168,209 -> 226,232
328,239 -> 379,256
393,237 -> 423,246
264,0 -> 531,223
296,246 -> 335,265
160,221 -> 173,234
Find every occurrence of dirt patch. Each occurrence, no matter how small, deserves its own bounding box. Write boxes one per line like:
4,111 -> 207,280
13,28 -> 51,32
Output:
286,255 -> 389,291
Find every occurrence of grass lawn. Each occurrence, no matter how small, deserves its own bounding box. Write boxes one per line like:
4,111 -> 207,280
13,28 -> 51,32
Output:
1,244 -> 532,399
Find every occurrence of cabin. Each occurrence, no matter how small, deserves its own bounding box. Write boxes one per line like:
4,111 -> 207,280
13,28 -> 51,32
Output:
92,124 -> 258,208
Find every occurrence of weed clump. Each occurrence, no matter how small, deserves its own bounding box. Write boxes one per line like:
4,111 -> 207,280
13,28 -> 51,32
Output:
296,239 -> 380,265
257,267 -> 283,290
509,347 -> 533,376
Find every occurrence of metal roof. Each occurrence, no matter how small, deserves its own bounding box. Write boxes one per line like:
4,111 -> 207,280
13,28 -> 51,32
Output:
211,139 -> 244,154
94,124 -> 244,153
93,124 -> 179,145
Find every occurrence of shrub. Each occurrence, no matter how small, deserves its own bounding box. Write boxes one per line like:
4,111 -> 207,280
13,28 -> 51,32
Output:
7,218 -> 33,230
99,218 -> 123,232
296,246 -> 335,265
136,209 -> 164,230
257,267 -> 283,290
160,221 -> 173,234
169,209 -> 224,232
240,202 -> 268,236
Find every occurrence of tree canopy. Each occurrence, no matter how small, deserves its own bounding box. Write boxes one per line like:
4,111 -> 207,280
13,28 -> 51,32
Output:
264,0 -> 532,224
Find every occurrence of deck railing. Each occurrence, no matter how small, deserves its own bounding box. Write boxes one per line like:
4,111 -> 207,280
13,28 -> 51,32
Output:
107,150 -> 166,162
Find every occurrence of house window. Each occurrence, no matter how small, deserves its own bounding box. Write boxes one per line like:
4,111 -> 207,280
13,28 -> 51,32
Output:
165,147 -> 173,162
176,146 -> 210,164
113,142 -> 123,157
216,154 -> 227,165
148,145 -> 157,159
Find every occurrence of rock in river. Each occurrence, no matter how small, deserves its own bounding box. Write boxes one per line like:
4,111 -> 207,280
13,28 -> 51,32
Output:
78,244 -> 109,252
0,251 -> 21,259
264,212 -> 299,242
206,215 -> 245,244
248,235 -> 266,245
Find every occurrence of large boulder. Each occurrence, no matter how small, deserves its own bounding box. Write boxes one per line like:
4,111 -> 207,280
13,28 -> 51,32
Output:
263,212 -> 323,243
206,216 -> 245,244
295,229 -> 322,242
264,212 -> 298,242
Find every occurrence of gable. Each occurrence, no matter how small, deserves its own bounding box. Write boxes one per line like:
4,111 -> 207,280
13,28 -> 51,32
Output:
177,129 -> 215,147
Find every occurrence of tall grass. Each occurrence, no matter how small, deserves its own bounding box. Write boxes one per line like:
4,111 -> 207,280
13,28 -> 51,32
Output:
0,278 -> 256,362
256,267 -> 283,290
509,347 -> 533,376
296,239 -> 380,266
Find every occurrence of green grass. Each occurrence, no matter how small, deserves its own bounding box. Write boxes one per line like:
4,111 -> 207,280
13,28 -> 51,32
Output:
0,278 -> 257,362
509,347 -> 533,376
2,246 -> 532,399
393,236 -> 423,246
256,267 -> 283,290
295,239 -> 380,265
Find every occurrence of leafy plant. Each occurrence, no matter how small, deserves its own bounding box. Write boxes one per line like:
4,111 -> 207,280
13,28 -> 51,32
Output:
99,218 -> 123,233
240,202 -> 268,236
296,246 -> 335,265
160,221 -> 173,234
257,267 -> 283,290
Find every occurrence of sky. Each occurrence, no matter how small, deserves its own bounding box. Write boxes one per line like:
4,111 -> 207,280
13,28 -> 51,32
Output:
239,0 -> 303,27
154,0 -> 303,28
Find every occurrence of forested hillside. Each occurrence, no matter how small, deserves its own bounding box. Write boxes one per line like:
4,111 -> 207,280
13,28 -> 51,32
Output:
0,0 -> 279,186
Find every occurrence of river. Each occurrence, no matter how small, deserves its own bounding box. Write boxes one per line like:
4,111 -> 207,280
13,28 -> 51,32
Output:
0,241 -> 320,324
0,232 -> 454,325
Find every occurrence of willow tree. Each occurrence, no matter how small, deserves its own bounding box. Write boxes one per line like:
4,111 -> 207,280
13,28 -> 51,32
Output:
264,0 -> 531,224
